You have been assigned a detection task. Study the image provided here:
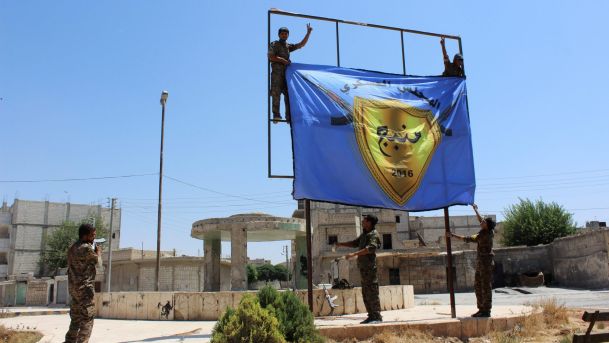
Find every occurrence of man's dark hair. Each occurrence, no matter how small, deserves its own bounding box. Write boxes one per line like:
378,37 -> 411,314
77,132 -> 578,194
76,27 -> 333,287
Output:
484,217 -> 496,231
362,214 -> 378,227
79,223 -> 96,239
278,27 -> 289,34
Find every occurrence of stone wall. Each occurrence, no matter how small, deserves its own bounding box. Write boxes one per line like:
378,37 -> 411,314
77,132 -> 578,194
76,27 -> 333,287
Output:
552,229 -> 609,289
95,285 -> 414,321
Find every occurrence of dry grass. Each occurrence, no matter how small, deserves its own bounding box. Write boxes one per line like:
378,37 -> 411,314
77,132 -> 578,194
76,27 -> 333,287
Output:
0,324 -> 42,343
482,298 -> 573,343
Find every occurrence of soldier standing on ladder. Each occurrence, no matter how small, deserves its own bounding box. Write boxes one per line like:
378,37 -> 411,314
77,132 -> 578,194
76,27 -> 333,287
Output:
268,24 -> 313,123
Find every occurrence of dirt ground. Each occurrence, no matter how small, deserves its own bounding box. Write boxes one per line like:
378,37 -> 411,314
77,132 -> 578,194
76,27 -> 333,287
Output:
0,325 -> 42,343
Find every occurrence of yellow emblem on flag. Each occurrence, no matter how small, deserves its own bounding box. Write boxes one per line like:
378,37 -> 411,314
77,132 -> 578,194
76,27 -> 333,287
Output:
353,97 -> 442,205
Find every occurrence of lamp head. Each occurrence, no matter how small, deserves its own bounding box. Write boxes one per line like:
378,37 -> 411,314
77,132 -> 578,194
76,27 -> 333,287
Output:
160,90 -> 169,105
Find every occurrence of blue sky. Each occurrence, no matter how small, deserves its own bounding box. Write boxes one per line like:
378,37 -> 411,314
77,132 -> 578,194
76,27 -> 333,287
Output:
1,1 -> 608,263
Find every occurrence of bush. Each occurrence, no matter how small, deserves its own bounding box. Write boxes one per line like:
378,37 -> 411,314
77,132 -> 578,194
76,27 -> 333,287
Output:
258,285 -> 279,308
502,198 -> 576,246
211,295 -> 285,343
258,286 -> 324,343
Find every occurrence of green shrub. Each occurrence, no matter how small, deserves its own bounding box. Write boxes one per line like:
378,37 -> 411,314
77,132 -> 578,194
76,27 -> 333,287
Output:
210,295 -> 285,343
257,286 -> 324,343
258,285 -> 279,308
502,198 -> 576,246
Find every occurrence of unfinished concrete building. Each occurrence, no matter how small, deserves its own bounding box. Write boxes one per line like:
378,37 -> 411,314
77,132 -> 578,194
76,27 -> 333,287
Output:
0,199 -> 120,279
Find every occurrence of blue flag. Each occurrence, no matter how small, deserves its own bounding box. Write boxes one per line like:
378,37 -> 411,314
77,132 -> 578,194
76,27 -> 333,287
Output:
287,63 -> 475,211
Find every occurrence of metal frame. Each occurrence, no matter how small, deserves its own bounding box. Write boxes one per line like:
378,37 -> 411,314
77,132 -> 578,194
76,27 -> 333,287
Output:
267,8 -> 463,179
267,9 -> 464,318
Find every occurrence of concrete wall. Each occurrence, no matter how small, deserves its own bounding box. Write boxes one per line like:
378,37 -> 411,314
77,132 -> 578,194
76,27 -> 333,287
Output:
552,229 -> 609,289
95,285 -> 414,321
106,257 -> 231,292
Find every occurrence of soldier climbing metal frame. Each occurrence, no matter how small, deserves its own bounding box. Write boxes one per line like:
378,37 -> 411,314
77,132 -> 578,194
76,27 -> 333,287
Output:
267,8 -> 466,317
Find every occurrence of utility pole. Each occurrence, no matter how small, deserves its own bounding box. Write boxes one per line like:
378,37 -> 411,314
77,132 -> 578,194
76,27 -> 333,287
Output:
155,90 -> 168,292
106,197 -> 116,293
284,245 -> 290,284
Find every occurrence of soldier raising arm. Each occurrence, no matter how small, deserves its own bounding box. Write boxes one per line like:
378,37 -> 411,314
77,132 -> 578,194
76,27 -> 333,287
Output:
449,204 -> 496,317
268,24 -> 313,123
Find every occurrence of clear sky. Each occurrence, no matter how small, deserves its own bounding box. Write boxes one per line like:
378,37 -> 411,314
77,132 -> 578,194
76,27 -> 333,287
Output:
2,1 -> 608,264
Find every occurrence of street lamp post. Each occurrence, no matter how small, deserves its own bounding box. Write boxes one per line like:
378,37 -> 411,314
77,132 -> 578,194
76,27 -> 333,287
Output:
155,90 -> 168,292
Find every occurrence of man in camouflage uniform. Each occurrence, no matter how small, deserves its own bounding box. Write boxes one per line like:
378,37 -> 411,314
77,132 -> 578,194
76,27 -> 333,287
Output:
65,223 -> 102,343
450,204 -> 495,317
268,24 -> 313,123
440,37 -> 465,77
336,214 -> 382,324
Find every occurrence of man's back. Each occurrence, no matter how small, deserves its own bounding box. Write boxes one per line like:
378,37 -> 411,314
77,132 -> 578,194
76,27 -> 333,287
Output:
67,240 -> 97,300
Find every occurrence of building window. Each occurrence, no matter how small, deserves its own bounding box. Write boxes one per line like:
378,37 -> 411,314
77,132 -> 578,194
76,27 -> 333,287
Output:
389,268 -> 400,285
328,235 -> 338,245
382,234 -> 392,249
395,215 -> 401,223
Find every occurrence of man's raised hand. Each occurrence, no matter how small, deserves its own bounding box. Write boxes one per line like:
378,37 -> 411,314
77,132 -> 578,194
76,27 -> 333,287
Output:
307,23 -> 313,33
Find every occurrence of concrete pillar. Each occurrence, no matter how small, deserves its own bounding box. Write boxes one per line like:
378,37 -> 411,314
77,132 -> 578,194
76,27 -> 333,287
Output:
203,239 -> 221,291
230,227 -> 247,291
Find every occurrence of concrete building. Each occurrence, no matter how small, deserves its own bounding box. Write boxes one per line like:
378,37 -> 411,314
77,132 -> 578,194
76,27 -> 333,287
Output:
297,200 -> 494,287
102,248 -> 232,292
0,199 -> 121,279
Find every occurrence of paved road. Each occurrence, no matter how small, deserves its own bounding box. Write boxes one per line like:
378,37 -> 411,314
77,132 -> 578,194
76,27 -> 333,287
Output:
416,287 -> 609,310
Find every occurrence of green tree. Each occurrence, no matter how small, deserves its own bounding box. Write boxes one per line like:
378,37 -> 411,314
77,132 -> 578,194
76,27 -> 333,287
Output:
273,264 -> 290,282
502,198 -> 576,247
40,215 -> 107,275
247,264 -> 258,284
256,264 -> 276,282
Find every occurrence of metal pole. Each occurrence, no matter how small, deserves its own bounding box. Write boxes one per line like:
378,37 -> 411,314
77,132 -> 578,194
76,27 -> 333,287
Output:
400,31 -> 406,75
444,207 -> 456,318
156,91 -> 168,292
106,198 -> 116,292
267,10 -> 272,178
305,199 -> 313,312
268,9 -> 460,40
335,21 -> 340,67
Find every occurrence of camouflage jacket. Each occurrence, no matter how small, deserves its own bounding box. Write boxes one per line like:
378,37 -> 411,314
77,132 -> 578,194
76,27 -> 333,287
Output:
442,60 -> 464,77
67,240 -> 99,300
348,229 -> 381,269
268,40 -> 300,72
464,228 -> 494,257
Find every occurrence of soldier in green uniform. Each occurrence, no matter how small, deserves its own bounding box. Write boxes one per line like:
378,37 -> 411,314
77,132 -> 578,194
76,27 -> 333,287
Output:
450,204 -> 495,317
268,24 -> 313,123
335,214 -> 383,324
65,223 -> 102,343
440,37 -> 464,77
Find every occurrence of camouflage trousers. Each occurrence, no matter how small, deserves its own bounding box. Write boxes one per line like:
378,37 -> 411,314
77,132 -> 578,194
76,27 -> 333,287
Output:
65,296 -> 95,343
475,257 -> 494,312
360,266 -> 382,320
270,70 -> 291,120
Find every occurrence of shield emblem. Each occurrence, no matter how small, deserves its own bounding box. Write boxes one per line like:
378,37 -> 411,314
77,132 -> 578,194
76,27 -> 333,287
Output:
353,97 -> 442,206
